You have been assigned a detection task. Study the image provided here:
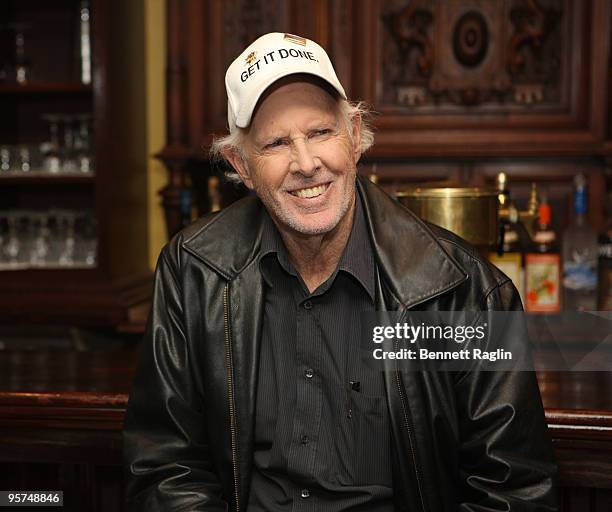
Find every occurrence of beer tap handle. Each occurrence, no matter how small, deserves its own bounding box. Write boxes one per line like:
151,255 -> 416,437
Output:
497,171 -> 518,225
497,171 -> 509,207
520,183 -> 540,240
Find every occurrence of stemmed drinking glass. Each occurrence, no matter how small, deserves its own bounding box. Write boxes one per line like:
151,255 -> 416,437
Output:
57,211 -> 76,266
18,146 -> 31,172
74,115 -> 93,174
60,116 -> 78,173
4,212 -> 22,267
41,115 -> 61,174
0,146 -> 11,172
29,212 -> 51,266
81,211 -> 97,266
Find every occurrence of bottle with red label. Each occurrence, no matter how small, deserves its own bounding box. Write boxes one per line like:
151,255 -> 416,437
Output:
525,196 -> 561,312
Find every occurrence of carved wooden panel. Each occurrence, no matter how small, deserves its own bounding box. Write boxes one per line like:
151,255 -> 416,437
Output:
379,0 -> 564,109
341,0 -> 610,158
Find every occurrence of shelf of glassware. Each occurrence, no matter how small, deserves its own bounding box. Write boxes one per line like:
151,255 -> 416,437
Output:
0,208 -> 97,272
0,111 -> 95,176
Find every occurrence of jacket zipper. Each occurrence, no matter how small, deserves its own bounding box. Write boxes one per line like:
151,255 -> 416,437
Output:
389,280 -> 468,512
223,283 -> 240,512
394,335 -> 427,512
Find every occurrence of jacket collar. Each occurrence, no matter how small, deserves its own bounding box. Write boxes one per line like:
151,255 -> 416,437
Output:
356,177 -> 468,308
182,175 -> 468,307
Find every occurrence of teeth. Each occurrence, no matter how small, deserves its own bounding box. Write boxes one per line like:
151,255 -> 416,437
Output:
291,184 -> 328,199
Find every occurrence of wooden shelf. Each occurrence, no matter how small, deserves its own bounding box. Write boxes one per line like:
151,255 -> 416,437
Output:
0,173 -> 95,185
0,82 -> 92,95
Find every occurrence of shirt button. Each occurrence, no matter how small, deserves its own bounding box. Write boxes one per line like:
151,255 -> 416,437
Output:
301,489 -> 310,499
303,300 -> 313,310
304,368 -> 314,379
300,435 -> 309,445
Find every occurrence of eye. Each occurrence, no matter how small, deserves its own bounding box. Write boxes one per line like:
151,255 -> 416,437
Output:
264,138 -> 288,150
309,128 -> 332,138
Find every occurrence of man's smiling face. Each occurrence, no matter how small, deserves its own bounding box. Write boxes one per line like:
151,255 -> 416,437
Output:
230,78 -> 362,237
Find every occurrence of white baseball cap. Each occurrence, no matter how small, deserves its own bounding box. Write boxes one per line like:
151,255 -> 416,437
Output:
225,32 -> 347,132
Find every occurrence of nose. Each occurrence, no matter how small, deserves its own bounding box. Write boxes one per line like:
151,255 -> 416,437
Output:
290,137 -> 319,176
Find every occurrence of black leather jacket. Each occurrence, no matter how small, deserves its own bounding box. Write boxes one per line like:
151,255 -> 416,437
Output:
124,177 -> 558,511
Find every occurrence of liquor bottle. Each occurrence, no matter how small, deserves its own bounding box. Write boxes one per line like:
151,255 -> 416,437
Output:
525,196 -> 561,312
562,173 -> 598,311
597,193 -> 612,310
490,223 -> 525,304
490,171 -> 524,302
79,0 -> 92,84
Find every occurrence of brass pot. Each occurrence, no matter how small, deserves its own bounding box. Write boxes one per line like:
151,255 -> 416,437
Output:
396,187 -> 499,248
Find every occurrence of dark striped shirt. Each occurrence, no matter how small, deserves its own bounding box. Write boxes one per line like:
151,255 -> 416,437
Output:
248,194 -> 394,511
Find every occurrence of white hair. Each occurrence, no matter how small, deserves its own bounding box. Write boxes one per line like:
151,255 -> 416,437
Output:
210,99 -> 375,184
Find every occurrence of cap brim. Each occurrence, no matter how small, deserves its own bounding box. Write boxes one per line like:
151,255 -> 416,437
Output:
234,70 -> 347,128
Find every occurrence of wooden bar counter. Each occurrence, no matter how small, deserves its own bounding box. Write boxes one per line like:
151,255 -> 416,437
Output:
0,349 -> 611,511
0,350 -> 138,512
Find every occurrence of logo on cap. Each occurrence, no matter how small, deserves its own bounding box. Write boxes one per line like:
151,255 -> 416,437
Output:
283,33 -> 307,46
245,51 -> 257,66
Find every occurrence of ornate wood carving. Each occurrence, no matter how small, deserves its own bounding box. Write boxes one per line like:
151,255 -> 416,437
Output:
385,2 -> 434,104
382,0 -> 562,108
507,0 -> 562,104
345,0 -> 610,159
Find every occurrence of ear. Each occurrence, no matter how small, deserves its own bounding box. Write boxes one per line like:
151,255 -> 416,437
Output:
350,112 -> 363,164
223,149 -> 254,190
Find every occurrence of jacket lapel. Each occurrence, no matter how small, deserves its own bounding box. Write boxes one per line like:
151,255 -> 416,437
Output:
182,195 -> 265,280
357,176 -> 468,309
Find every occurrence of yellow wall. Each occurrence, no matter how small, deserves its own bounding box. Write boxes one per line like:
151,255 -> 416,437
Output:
144,0 -> 167,270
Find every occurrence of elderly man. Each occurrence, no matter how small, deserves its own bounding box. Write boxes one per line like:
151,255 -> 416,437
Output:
124,33 -> 557,511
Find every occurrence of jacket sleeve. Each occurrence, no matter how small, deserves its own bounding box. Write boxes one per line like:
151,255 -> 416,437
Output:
123,243 -> 228,511
456,279 -> 559,511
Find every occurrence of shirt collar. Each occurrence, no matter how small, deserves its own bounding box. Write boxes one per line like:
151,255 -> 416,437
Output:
258,191 -> 376,301
337,193 -> 376,301
259,210 -> 295,278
